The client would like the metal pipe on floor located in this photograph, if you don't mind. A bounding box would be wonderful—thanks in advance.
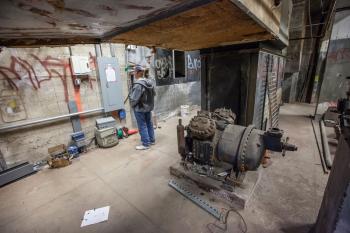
[0,108,104,133]
[310,118,328,174]
[319,119,332,169]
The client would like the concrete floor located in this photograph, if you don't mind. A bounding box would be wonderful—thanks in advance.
[0,104,329,233]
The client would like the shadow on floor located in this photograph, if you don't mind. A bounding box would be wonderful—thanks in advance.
[281,223,314,233]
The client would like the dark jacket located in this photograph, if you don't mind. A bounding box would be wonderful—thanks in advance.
[130,78,156,112]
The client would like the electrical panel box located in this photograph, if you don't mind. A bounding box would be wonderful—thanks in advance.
[70,56,91,75]
[97,57,124,112]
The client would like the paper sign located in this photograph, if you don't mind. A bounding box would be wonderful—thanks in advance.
[81,206,110,227]
[105,64,116,82]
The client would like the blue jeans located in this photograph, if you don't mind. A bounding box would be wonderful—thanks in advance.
[134,111,155,147]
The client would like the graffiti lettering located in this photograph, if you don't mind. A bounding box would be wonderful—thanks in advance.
[187,54,201,71]
[0,54,97,102]
[327,48,350,63]
[155,55,173,80]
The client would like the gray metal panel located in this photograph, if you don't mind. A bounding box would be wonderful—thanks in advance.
[334,184,350,233]
[314,136,350,233]
[168,179,221,220]
[319,38,350,103]
[253,52,268,129]
[68,100,82,132]
[267,55,279,128]
[0,162,35,187]
[97,57,124,112]
[0,150,7,172]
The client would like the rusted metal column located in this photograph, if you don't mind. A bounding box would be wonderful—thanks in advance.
[319,119,332,169]
[177,119,185,158]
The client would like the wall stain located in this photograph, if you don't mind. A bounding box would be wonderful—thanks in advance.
[68,23,88,30]
[18,1,95,18]
[0,27,53,31]
[46,21,57,27]
[98,4,118,16]
[64,8,96,18]
[123,4,154,11]
[18,2,52,17]
[46,0,65,11]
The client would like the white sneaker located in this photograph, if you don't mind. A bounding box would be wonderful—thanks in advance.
[135,145,150,150]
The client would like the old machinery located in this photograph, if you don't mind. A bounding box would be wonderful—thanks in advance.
[168,179,221,220]
[95,117,119,148]
[177,108,297,188]
[337,76,350,143]
[314,77,350,233]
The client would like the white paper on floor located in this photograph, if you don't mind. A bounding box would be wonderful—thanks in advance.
[81,206,110,227]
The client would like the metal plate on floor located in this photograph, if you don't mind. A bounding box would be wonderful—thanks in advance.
[168,179,221,220]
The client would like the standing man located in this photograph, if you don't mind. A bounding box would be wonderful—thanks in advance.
[130,65,156,150]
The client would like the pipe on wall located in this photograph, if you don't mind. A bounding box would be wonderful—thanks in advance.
[0,108,104,133]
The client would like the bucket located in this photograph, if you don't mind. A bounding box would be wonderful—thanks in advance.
[180,105,190,117]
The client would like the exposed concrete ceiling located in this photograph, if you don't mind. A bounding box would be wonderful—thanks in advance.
[0,0,287,50]
[0,0,199,46]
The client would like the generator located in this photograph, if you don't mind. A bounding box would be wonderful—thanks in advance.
[177,108,297,189]
[95,127,119,148]
[95,117,118,148]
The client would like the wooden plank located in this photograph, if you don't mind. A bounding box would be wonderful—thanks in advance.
[231,0,281,36]
[110,0,274,51]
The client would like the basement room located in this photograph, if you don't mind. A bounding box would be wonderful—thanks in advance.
[0,0,349,232]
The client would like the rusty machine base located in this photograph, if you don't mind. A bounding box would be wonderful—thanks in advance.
[169,163,262,209]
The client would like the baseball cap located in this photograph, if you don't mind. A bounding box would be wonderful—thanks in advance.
[134,65,145,72]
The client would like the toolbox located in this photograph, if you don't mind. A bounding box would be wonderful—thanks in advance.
[71,131,85,141]
[71,131,86,152]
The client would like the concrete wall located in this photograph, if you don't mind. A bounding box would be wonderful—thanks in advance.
[127,46,201,121]
[154,82,201,119]
[283,1,307,103]
[0,43,199,164]
[318,10,350,105]
[0,43,129,164]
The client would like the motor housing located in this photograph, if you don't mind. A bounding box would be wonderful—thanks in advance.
[177,109,297,185]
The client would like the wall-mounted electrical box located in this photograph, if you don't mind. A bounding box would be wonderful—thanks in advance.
[70,56,91,75]
[97,57,124,112]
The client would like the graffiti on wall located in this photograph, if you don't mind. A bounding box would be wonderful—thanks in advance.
[0,52,97,122]
[327,48,350,63]
[155,55,173,80]
[154,49,201,86]
[154,49,173,86]
[0,53,97,102]
[185,51,201,82]
[187,54,201,71]
[0,95,27,123]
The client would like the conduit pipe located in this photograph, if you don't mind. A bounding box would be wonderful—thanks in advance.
[319,119,332,169]
[0,108,104,133]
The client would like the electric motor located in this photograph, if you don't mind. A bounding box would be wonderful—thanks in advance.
[177,108,297,178]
